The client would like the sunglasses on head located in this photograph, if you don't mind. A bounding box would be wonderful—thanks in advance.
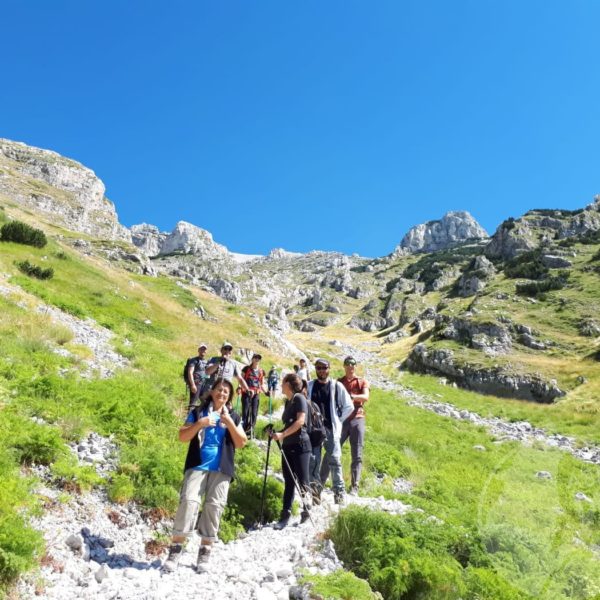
[345,361,356,366]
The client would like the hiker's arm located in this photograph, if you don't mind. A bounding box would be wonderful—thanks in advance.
[351,385,369,405]
[178,415,214,442]
[205,361,219,376]
[272,411,305,442]
[188,365,197,392]
[237,373,250,392]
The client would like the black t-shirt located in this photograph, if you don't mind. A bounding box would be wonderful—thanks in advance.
[311,381,332,430]
[281,393,310,447]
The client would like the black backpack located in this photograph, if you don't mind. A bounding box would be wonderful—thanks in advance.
[306,400,326,447]
[182,357,197,386]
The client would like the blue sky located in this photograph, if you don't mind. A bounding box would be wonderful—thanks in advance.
[2,1,599,256]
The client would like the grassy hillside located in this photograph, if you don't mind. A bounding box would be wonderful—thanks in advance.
[1,205,599,599]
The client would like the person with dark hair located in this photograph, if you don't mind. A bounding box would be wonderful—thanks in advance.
[187,343,209,408]
[162,378,247,574]
[307,358,353,505]
[269,373,312,529]
[205,342,249,395]
[241,353,266,437]
[338,356,370,494]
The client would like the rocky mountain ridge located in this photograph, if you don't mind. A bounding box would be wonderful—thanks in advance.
[2,137,600,406]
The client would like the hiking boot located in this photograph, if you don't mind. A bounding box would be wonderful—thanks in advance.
[300,509,310,524]
[349,486,358,496]
[334,491,346,505]
[161,543,183,573]
[273,510,291,530]
[195,544,212,573]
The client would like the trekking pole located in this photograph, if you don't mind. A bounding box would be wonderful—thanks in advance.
[273,438,316,527]
[257,434,273,529]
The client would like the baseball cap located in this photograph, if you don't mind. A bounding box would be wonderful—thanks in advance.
[252,353,262,360]
[315,358,330,368]
[198,342,208,349]
[221,342,233,350]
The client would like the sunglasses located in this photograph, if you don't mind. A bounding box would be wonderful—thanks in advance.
[344,361,356,366]
[315,366,329,371]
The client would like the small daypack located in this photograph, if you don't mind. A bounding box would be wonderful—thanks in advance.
[306,400,326,447]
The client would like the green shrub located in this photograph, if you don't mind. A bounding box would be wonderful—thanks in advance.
[108,473,135,504]
[504,252,549,280]
[15,260,54,280]
[463,567,530,599]
[516,273,570,297]
[0,221,47,248]
[11,424,64,466]
[330,507,488,600]
[302,569,380,600]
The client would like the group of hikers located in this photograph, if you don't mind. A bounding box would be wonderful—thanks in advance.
[163,342,369,574]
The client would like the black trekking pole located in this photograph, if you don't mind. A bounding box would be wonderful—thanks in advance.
[254,425,274,529]
[273,438,316,527]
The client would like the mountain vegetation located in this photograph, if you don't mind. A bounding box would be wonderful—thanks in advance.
[0,139,599,599]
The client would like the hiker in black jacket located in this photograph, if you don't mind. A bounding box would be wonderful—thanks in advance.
[162,378,247,574]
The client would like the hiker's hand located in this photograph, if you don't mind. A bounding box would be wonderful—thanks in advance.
[220,411,234,427]
[201,414,216,428]
[191,385,197,393]
[271,431,283,442]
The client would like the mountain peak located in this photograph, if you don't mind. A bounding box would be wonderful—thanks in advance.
[394,211,488,255]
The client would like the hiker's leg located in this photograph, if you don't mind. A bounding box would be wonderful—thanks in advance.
[349,418,366,489]
[196,471,231,543]
[251,393,260,430]
[241,393,251,432]
[309,443,322,486]
[172,469,207,541]
[340,417,350,447]
[322,428,344,494]
[281,447,296,512]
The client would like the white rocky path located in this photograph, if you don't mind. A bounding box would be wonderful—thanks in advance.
[18,433,410,600]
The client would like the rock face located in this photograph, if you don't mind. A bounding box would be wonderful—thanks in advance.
[456,256,496,297]
[131,220,230,259]
[393,211,488,255]
[405,344,565,403]
[0,139,130,242]
[485,199,600,260]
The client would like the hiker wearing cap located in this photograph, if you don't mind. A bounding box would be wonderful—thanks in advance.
[307,358,353,505]
[162,378,247,574]
[267,365,279,396]
[337,357,370,495]
[187,343,209,407]
[205,343,249,396]
[241,354,267,436]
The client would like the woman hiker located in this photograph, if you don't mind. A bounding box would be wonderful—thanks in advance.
[162,378,247,573]
[270,373,312,529]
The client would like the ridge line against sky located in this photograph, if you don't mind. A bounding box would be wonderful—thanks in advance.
[2,1,599,256]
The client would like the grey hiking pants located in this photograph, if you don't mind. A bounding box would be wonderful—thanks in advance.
[320,417,366,489]
[172,468,231,541]
[317,427,345,494]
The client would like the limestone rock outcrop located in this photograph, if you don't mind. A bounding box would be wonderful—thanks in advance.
[0,139,130,242]
[393,211,488,255]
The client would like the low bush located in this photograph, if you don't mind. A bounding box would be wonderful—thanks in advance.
[330,508,532,600]
[302,569,379,600]
[504,251,548,280]
[0,221,47,248]
[16,260,54,280]
[516,272,570,297]
[108,473,135,504]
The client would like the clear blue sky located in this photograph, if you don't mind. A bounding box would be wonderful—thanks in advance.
[2,1,599,256]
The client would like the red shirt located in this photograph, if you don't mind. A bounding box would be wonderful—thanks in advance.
[338,376,370,419]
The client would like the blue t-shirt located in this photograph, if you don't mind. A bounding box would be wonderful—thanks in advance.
[186,408,227,472]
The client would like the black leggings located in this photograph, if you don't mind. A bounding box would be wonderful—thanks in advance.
[281,444,311,512]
